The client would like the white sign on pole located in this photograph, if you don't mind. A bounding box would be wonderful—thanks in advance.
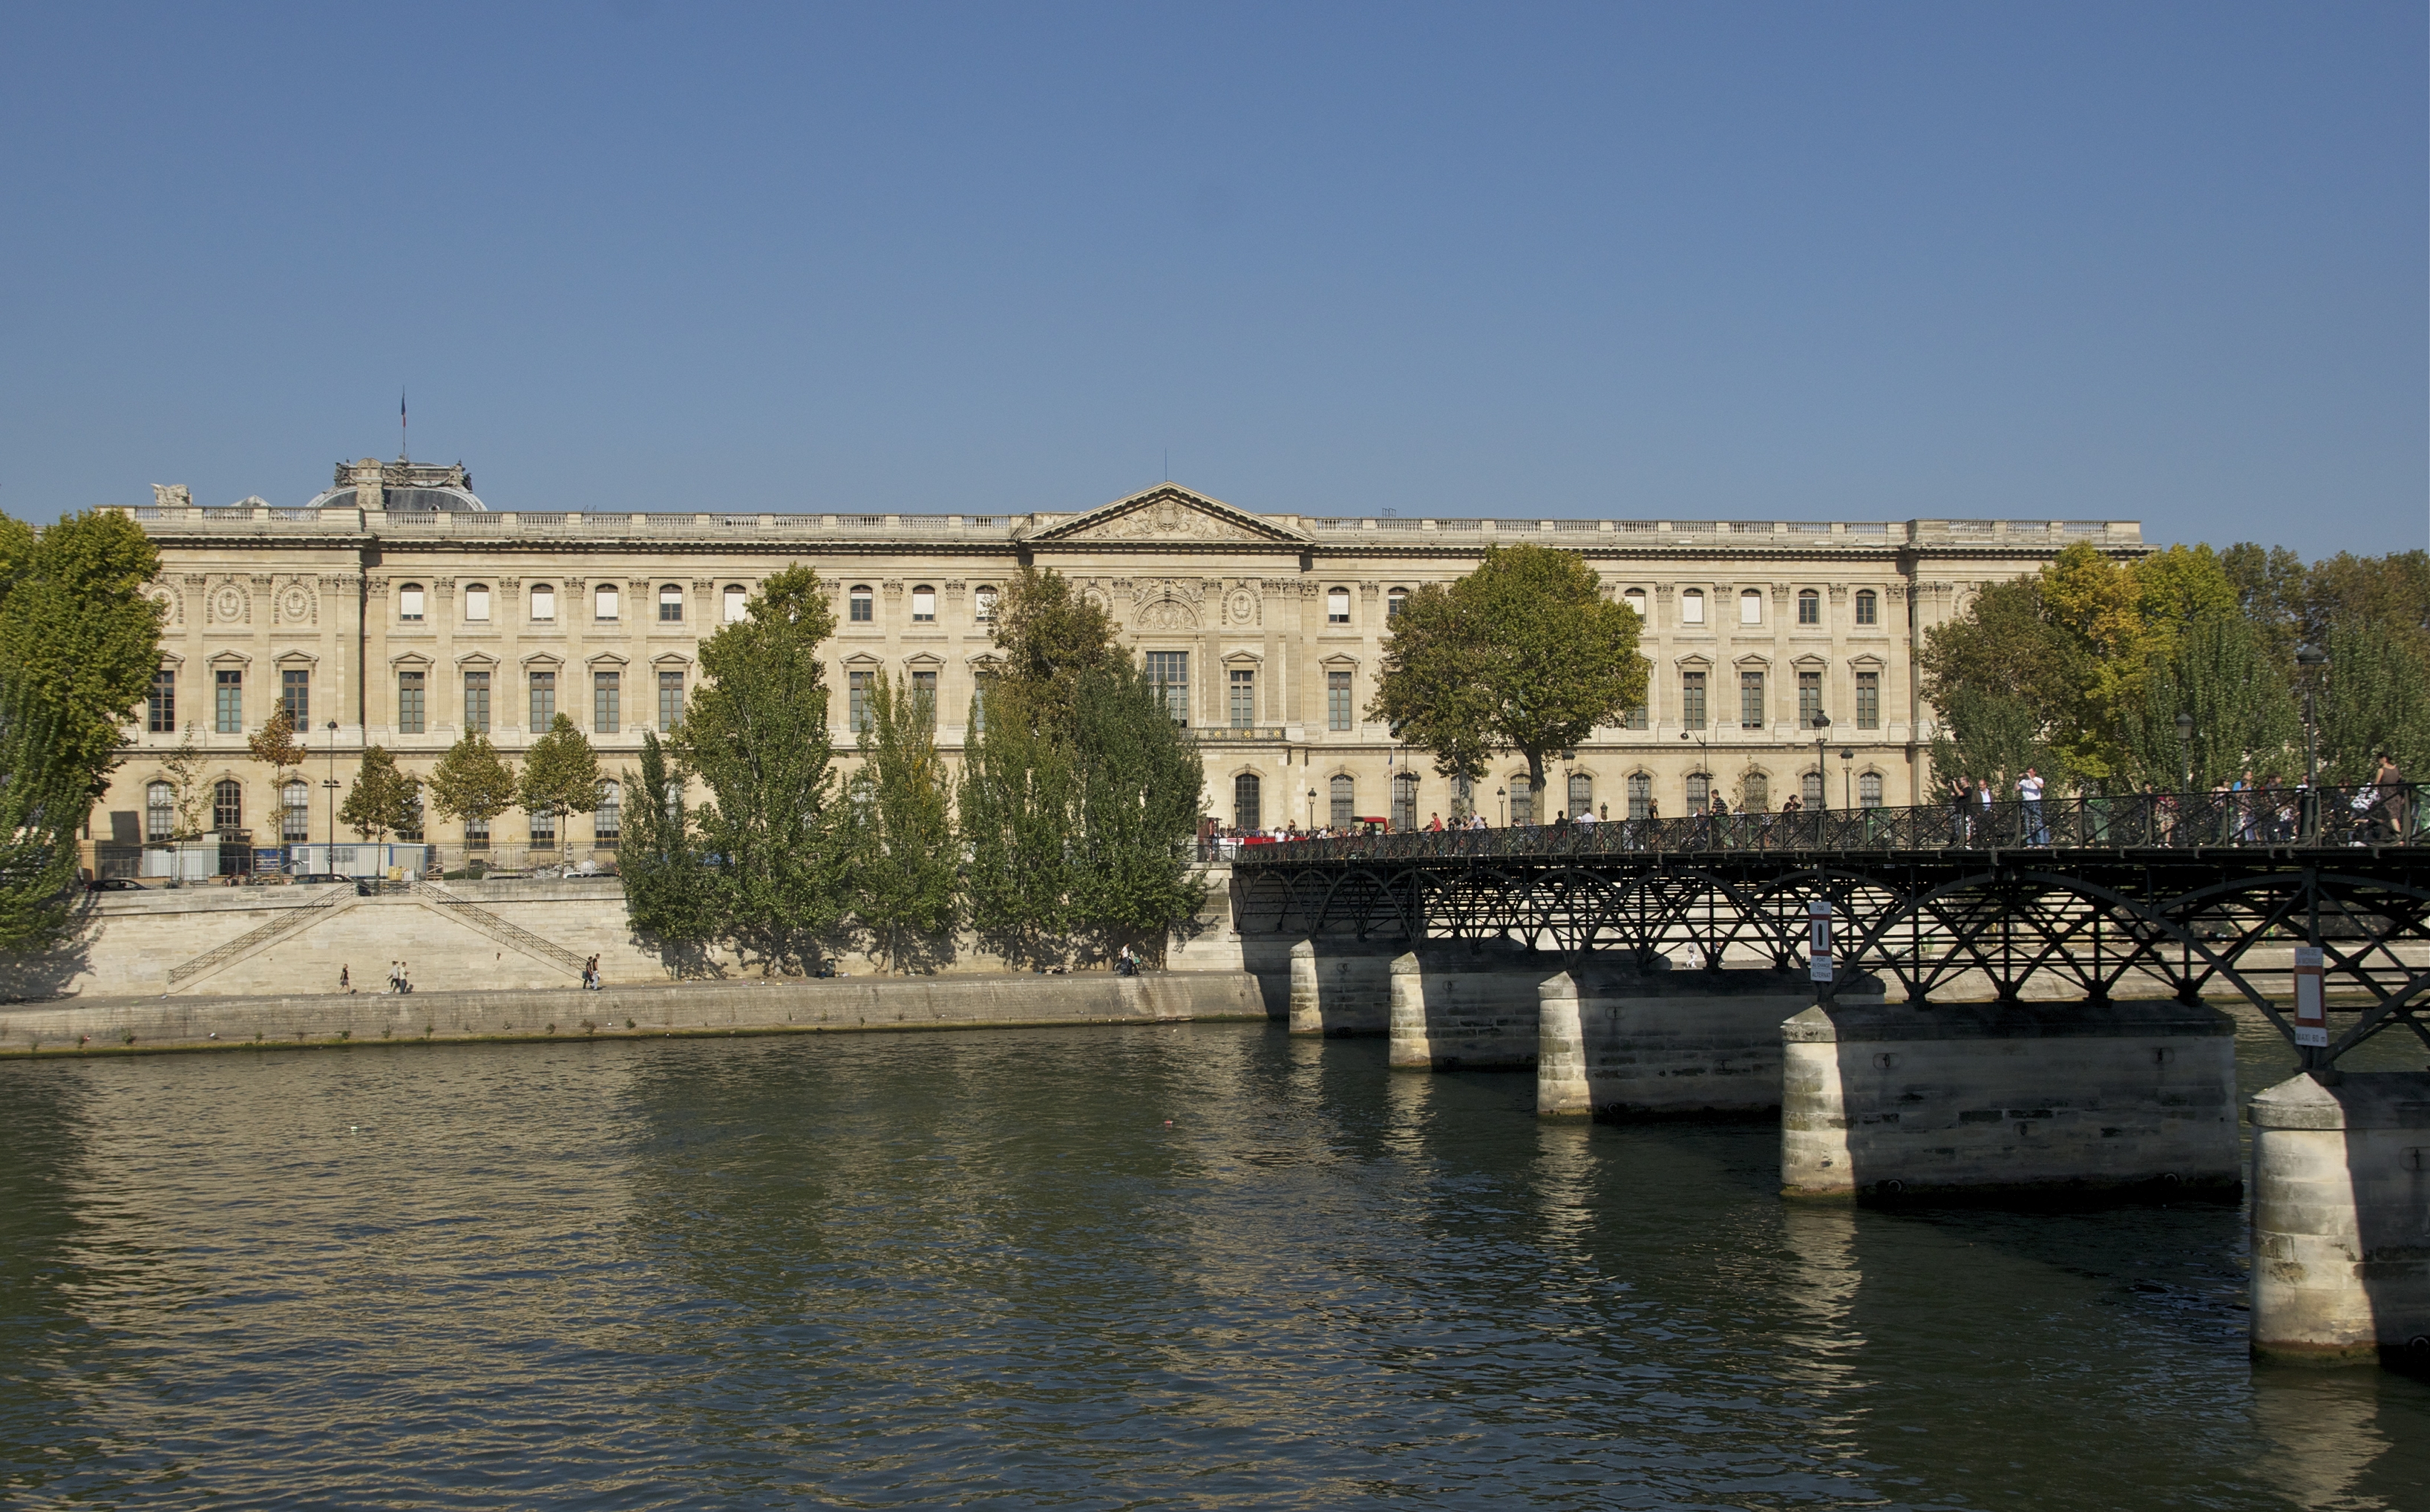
[2293,945,2327,1049]
[1809,899,1833,984]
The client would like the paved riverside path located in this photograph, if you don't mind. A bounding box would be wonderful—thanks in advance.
[0,971,1268,1056]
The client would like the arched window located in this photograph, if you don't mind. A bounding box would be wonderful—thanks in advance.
[723,584,748,623]
[530,584,556,621]
[212,779,243,834]
[1797,589,1820,626]
[1509,779,1534,827]
[1329,774,1355,828]
[849,585,874,624]
[911,585,937,623]
[1568,772,1592,819]
[975,584,998,621]
[1804,770,1824,808]
[282,780,310,843]
[146,781,174,842]
[1234,772,1262,833]
[398,584,425,622]
[1625,773,1651,821]
[1740,589,1763,625]
[1327,587,1351,625]
[1622,588,1647,621]
[397,789,423,842]
[1855,589,1879,626]
[594,584,619,621]
[1386,588,1409,620]
[595,780,622,844]
[1743,771,1769,812]
[465,583,491,622]
[1859,772,1883,809]
[1680,589,1706,625]
[1391,772,1418,831]
[658,584,684,623]
[1684,772,1711,814]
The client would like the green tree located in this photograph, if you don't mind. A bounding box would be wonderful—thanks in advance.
[989,566,1120,741]
[0,509,166,799]
[1368,544,1646,819]
[341,745,423,844]
[1067,661,1207,961]
[1927,685,2055,796]
[2316,621,2430,787]
[2302,550,2430,658]
[2123,615,2299,790]
[619,731,724,966]
[519,713,602,845]
[957,682,1078,969]
[2220,541,2308,664]
[674,563,845,973]
[159,723,210,841]
[427,730,519,845]
[845,670,958,972]
[247,707,307,805]
[0,681,94,949]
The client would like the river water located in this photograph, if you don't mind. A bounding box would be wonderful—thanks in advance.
[3,1014,2426,1510]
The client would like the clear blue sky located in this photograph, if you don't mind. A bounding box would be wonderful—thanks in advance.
[2,3,2421,555]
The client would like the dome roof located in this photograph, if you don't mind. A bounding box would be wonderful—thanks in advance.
[304,485,488,512]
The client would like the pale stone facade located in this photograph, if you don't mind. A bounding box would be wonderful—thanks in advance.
[89,458,2145,861]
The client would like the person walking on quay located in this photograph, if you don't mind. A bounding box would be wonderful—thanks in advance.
[338,964,350,994]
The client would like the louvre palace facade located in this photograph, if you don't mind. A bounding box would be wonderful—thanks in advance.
[88,456,2147,864]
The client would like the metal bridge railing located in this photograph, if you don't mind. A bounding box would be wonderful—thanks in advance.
[1228,782,2423,866]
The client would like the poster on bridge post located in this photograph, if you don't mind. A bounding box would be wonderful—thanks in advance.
[2293,946,2327,1048]
[1809,899,1833,984]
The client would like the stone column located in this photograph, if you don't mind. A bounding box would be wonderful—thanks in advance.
[1536,971,1593,1116]
[1287,937,1396,1036]
[2250,1072,2430,1363]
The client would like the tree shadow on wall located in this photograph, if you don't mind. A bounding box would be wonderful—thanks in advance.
[0,897,99,1003]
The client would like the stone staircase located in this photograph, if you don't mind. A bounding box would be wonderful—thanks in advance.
[167,887,357,989]
[412,883,588,977]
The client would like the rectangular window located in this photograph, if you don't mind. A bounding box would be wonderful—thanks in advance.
[1622,701,1648,731]
[282,785,310,844]
[1327,670,1352,731]
[594,671,619,734]
[658,586,683,623]
[1681,671,1706,731]
[1740,671,1765,730]
[1860,772,1883,808]
[530,671,556,730]
[1145,651,1188,725]
[849,588,873,623]
[1856,591,1879,626]
[658,671,684,733]
[1798,592,1820,626]
[281,669,309,727]
[1510,784,1533,827]
[1230,668,1256,729]
[464,672,491,735]
[465,584,491,621]
[1626,773,1651,821]
[1856,670,1880,730]
[148,669,175,733]
[1326,589,1350,624]
[465,814,489,850]
[399,585,425,622]
[1798,670,1822,730]
[849,670,871,732]
[397,672,425,733]
[146,785,173,842]
[214,670,242,733]
[911,669,937,721]
[531,585,556,621]
[530,808,556,847]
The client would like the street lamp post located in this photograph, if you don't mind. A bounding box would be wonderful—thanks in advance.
[1496,786,1507,827]
[322,719,340,864]
[1678,728,1709,814]
[2175,711,2195,795]
[1812,712,1831,814]
[1841,747,1856,811]
[2296,643,2331,840]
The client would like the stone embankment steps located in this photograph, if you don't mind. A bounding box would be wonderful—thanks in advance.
[410,882,588,975]
[0,972,1269,1055]
[165,887,358,991]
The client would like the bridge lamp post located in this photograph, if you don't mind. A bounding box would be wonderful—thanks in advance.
[1679,729,1709,814]
[322,719,341,861]
[1841,747,1856,811]
[1811,712,1830,814]
[1496,787,1506,827]
[2296,643,2330,839]
[2175,712,2195,795]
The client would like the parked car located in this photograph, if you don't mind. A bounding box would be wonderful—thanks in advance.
[86,877,144,891]
[289,873,350,886]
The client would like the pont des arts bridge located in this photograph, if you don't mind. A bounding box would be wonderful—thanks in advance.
[1231,785,2430,1364]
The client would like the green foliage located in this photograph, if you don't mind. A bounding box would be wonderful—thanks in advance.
[159,724,210,840]
[2316,621,2430,786]
[247,707,306,784]
[427,731,519,831]
[1927,685,2054,796]
[2123,615,2299,789]
[518,713,601,831]
[989,566,1120,741]
[957,684,1078,969]
[1368,544,1647,811]
[1067,661,1206,958]
[341,745,423,843]
[673,563,844,972]
[619,733,724,960]
[0,510,166,798]
[845,671,958,971]
[2220,542,2307,664]
[0,681,94,950]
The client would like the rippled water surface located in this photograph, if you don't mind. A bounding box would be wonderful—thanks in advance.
[4,1016,2428,1509]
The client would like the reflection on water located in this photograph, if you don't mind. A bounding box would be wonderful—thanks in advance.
[1,1021,2426,1509]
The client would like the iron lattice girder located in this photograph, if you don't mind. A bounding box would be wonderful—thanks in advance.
[1231,848,2430,1060]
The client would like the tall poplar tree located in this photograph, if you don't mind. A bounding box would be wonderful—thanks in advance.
[2317,621,2430,785]
[1068,661,1206,960]
[0,509,166,799]
[2124,615,2299,789]
[957,683,1077,968]
[0,681,92,949]
[845,670,957,971]
[619,731,724,965]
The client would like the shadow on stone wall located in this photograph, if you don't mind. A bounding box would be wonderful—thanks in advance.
[0,900,98,1003]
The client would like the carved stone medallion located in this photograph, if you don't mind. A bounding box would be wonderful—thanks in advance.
[209,582,249,626]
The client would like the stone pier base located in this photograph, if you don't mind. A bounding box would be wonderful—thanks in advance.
[1539,965,1884,1119]
[2250,1072,2430,1364]
[1389,944,1552,1070]
[1287,937,1400,1036]
[1781,997,2239,1199]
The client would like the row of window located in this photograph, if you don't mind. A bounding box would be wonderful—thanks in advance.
[1671,669,1882,731]
[396,582,753,626]
[158,668,690,737]
[142,778,628,845]
[1620,586,1882,629]
[1225,769,1887,831]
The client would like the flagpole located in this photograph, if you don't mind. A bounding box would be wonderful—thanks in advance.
[400,389,408,462]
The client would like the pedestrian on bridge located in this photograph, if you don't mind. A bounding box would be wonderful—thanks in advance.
[2017,768,2048,845]
[1948,774,1971,845]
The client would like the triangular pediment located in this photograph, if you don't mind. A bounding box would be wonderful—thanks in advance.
[1021,484,1311,546]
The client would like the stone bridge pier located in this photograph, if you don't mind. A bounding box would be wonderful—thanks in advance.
[2248,1072,2430,1363]
[1538,965,1881,1119]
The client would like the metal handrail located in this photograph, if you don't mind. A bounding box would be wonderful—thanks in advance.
[1228,782,2423,866]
